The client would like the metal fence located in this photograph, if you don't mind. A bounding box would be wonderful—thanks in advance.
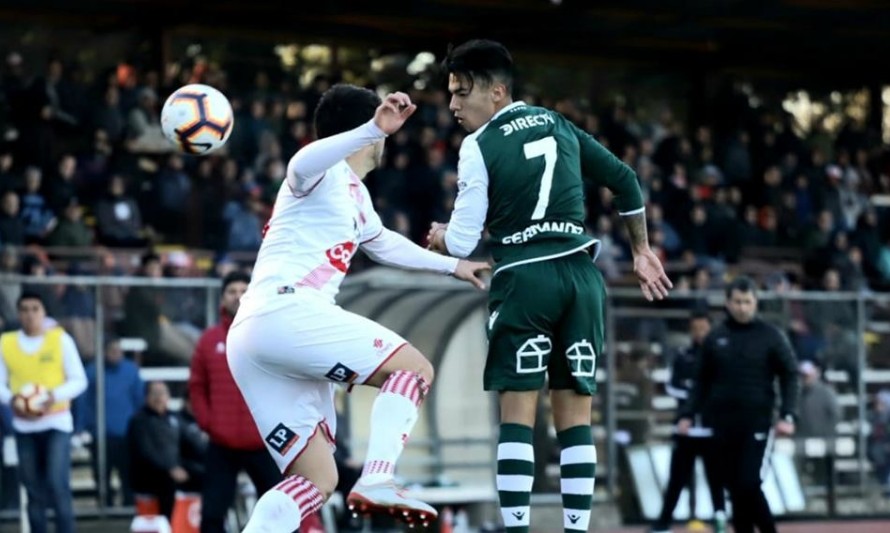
[604,287,890,519]
[1,272,889,521]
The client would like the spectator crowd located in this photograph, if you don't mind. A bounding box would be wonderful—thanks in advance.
[0,47,888,296]
[0,41,889,527]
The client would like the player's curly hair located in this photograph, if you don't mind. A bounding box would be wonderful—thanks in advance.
[443,39,514,93]
[314,84,382,139]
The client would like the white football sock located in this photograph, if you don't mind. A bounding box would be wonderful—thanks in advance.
[361,371,428,485]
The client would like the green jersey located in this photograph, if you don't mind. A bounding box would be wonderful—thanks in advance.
[444,101,644,273]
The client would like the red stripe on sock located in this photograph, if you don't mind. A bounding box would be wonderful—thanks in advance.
[380,370,429,408]
[362,459,395,476]
[275,477,300,495]
[273,475,324,516]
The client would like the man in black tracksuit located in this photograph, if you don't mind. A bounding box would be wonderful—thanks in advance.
[679,277,799,533]
[651,310,726,533]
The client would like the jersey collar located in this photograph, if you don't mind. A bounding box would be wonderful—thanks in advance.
[490,101,526,123]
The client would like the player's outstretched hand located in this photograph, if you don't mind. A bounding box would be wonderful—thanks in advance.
[633,247,672,301]
[453,260,491,290]
[374,92,417,135]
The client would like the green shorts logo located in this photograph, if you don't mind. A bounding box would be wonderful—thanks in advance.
[566,340,596,377]
[516,335,551,374]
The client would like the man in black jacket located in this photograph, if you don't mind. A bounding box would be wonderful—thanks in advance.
[652,310,725,533]
[679,277,799,533]
[127,381,206,518]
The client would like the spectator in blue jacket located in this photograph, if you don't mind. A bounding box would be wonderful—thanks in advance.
[76,337,143,506]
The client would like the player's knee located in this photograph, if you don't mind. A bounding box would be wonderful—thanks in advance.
[416,356,434,386]
[394,346,435,384]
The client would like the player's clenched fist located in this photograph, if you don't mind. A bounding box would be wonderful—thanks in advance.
[427,222,448,253]
[373,92,417,135]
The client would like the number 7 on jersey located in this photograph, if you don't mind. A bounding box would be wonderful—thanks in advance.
[524,136,558,220]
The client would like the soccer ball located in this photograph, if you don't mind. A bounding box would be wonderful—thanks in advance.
[13,383,50,416]
[161,84,234,155]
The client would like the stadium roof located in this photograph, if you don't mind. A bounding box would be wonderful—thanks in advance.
[3,0,890,86]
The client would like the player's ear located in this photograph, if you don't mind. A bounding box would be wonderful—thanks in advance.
[491,82,508,104]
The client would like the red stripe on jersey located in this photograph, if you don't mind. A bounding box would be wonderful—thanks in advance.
[297,263,337,289]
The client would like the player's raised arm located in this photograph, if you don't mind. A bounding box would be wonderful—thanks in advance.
[287,90,417,194]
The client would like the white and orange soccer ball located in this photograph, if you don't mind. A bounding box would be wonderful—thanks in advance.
[13,383,50,416]
[161,84,234,155]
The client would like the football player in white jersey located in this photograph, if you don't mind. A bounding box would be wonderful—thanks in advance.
[228,84,490,531]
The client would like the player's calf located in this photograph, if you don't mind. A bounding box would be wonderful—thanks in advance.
[242,428,336,532]
[350,346,437,523]
[360,368,430,485]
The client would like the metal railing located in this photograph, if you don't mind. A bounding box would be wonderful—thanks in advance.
[604,287,890,517]
[1,272,889,519]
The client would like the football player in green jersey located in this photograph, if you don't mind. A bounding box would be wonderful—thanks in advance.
[428,39,672,533]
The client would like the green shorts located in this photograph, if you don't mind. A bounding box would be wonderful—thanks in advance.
[484,252,605,395]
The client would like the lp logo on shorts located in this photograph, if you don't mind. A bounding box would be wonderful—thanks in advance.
[325,362,359,384]
[516,335,551,374]
[265,423,299,456]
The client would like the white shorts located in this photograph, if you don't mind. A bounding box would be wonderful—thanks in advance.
[226,295,407,472]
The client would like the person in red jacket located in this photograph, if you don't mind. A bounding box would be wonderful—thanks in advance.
[188,271,282,533]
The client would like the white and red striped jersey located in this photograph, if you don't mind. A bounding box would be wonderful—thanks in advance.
[246,159,382,307]
[235,119,457,323]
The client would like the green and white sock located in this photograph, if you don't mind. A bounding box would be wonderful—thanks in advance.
[558,425,596,532]
[497,423,534,532]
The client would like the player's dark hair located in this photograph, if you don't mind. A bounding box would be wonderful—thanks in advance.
[314,84,382,139]
[443,39,514,93]
[17,291,44,309]
[221,271,250,293]
[726,276,758,299]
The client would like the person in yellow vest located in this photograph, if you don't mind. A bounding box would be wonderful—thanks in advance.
[0,291,86,533]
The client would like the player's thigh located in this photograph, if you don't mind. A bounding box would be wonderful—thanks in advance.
[485,263,562,393]
[231,301,408,386]
[227,332,338,478]
[549,256,605,395]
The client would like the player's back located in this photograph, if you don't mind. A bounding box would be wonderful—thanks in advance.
[238,159,380,318]
[469,103,593,271]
